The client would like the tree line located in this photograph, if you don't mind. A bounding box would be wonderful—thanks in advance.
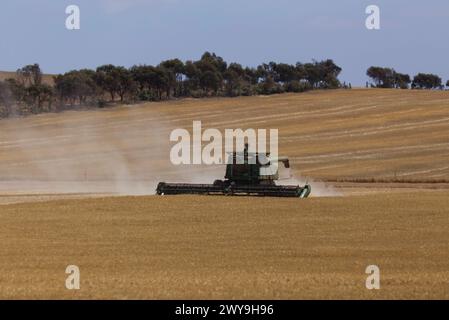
[0,52,343,118]
[366,66,449,90]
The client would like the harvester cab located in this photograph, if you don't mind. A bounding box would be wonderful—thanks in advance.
[223,144,289,186]
[156,144,311,198]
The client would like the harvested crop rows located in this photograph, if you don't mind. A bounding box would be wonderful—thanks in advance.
[1,89,449,298]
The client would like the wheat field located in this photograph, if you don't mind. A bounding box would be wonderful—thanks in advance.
[0,89,449,299]
[0,193,448,299]
[1,89,449,187]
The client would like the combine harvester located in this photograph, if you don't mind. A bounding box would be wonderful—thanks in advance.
[156,144,311,198]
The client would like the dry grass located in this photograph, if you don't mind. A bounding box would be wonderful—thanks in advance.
[1,89,449,299]
[0,193,448,299]
[1,89,449,186]
[0,71,54,85]
[329,178,449,184]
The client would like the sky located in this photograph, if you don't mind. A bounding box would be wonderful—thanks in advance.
[0,0,448,86]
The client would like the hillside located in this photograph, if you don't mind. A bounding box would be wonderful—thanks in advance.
[1,89,449,299]
[1,89,449,198]
[0,71,55,85]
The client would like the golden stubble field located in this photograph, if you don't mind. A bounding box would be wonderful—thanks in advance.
[1,89,449,188]
[1,88,449,299]
[0,193,448,299]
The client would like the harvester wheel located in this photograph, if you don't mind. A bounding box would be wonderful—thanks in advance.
[224,182,235,196]
[213,180,224,187]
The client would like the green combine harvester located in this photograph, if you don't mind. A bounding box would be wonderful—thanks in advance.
[156,144,311,198]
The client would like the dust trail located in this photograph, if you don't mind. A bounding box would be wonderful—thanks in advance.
[1,107,335,198]
[279,167,342,197]
[0,108,185,196]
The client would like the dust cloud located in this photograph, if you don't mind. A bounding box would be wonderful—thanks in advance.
[0,108,186,196]
[279,168,342,197]
[0,108,339,198]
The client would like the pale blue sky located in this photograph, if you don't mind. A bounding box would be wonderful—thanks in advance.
[1,0,448,85]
